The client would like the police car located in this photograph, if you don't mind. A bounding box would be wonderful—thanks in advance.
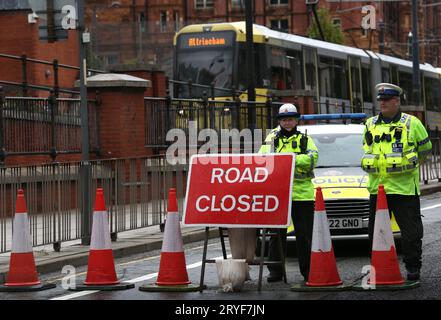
[287,113,401,240]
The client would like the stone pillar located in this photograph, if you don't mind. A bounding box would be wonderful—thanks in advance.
[81,73,152,159]
[111,64,167,97]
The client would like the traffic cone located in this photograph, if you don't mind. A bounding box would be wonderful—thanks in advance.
[352,185,420,291]
[291,187,349,292]
[0,189,56,292]
[369,185,404,286]
[139,188,200,292]
[69,187,134,291]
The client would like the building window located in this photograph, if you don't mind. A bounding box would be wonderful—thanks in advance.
[174,11,180,32]
[332,18,341,30]
[270,0,289,5]
[139,13,146,33]
[102,54,119,67]
[160,11,168,32]
[270,19,289,33]
[232,0,244,8]
[195,0,214,9]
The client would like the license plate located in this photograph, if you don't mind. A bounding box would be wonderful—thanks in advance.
[328,217,363,229]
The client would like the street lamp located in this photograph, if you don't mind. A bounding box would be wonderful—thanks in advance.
[411,0,421,106]
[245,0,256,133]
[77,0,92,245]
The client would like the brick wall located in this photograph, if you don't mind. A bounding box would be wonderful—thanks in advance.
[0,10,79,97]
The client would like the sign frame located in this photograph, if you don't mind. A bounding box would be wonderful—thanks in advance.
[182,153,295,229]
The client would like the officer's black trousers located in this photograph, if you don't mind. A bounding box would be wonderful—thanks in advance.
[267,200,314,280]
[368,194,423,270]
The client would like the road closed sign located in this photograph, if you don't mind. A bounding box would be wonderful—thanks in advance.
[183,154,295,228]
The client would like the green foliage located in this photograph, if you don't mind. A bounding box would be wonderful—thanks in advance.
[86,48,105,71]
[307,8,344,44]
[123,58,143,66]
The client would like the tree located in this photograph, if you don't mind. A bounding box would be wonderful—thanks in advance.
[307,8,344,44]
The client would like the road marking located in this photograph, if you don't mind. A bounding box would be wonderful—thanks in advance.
[51,290,100,300]
[50,253,231,300]
[421,203,441,211]
[49,243,220,282]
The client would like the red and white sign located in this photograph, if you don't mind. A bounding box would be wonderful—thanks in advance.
[183,154,295,228]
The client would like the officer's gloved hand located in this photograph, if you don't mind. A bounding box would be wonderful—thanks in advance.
[295,154,313,171]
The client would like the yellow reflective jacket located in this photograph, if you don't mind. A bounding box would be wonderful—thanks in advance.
[259,127,318,201]
[362,112,432,195]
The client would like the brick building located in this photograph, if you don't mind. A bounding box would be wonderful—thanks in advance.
[0,1,79,97]
[83,0,441,79]
[1,1,440,93]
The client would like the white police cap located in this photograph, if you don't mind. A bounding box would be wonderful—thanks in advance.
[277,103,300,119]
[375,83,403,100]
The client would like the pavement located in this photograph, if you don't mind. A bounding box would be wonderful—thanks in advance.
[1,180,440,284]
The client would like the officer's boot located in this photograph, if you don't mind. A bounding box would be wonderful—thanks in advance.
[406,266,421,281]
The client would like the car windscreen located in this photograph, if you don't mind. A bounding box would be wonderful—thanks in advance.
[310,133,364,168]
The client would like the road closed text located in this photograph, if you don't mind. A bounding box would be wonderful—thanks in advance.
[194,167,279,213]
[183,154,294,227]
[196,194,279,212]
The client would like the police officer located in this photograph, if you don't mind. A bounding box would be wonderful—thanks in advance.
[362,83,432,281]
[259,103,318,282]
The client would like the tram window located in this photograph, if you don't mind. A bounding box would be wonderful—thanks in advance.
[269,47,289,89]
[319,56,332,97]
[237,43,267,92]
[334,59,348,99]
[434,79,441,110]
[391,65,398,84]
[425,77,441,111]
[287,50,303,90]
[176,49,233,97]
[362,67,372,102]
[425,77,433,109]
[399,71,413,105]
[318,56,348,99]
[304,48,317,91]
[382,67,391,83]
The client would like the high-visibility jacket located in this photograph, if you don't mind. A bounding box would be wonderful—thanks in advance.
[362,112,432,195]
[259,126,318,201]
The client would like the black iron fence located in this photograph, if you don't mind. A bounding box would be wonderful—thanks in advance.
[0,88,100,163]
[0,53,104,96]
[0,156,186,253]
[144,95,283,148]
[421,138,441,184]
[144,95,373,148]
[144,95,441,182]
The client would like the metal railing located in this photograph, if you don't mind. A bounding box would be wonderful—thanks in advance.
[144,96,441,183]
[144,95,373,148]
[421,138,441,184]
[0,53,105,96]
[144,95,283,148]
[0,88,100,163]
[169,79,271,100]
[0,156,187,253]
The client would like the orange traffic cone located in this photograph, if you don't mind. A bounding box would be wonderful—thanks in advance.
[352,185,420,291]
[0,189,55,292]
[69,188,134,291]
[139,188,200,292]
[369,185,404,286]
[291,187,348,292]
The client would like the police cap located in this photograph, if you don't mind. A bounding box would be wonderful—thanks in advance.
[277,103,301,119]
[375,83,403,100]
